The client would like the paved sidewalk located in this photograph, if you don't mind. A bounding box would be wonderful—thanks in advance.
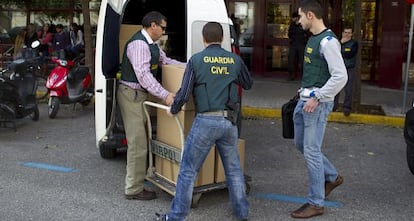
[242,77,414,127]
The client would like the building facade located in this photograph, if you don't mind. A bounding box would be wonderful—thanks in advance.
[226,0,410,89]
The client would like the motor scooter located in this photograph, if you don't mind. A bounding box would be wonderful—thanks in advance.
[46,52,93,119]
[404,101,414,175]
[0,48,40,130]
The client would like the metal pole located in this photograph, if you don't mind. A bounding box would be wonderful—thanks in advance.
[403,5,414,113]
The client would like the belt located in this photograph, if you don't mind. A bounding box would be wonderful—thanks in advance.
[199,110,228,117]
[119,83,147,93]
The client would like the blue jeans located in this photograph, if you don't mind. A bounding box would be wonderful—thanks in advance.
[167,114,249,220]
[293,100,338,207]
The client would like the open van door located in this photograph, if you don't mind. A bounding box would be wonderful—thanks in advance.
[94,0,232,158]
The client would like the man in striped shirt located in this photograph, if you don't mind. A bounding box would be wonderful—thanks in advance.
[117,11,184,201]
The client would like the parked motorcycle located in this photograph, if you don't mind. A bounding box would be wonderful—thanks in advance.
[0,48,40,130]
[45,52,93,119]
[404,102,414,175]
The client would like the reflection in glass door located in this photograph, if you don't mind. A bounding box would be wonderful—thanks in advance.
[265,1,291,74]
[229,1,255,70]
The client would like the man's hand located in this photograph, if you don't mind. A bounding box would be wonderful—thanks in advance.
[303,98,319,113]
[165,92,175,106]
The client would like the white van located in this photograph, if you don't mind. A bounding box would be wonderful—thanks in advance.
[94,0,234,158]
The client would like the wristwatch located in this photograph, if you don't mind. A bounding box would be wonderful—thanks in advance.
[310,91,320,102]
[311,96,320,102]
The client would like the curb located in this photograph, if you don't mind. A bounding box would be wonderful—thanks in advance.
[242,106,405,128]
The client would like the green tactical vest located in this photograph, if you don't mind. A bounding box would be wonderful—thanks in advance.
[302,29,337,88]
[191,45,241,113]
[341,39,357,68]
[121,31,160,83]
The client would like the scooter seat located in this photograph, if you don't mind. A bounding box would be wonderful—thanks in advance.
[68,66,89,81]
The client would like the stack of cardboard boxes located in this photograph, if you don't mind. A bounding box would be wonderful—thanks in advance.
[155,64,245,187]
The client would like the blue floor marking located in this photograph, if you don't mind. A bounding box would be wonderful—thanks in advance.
[253,192,343,208]
[22,162,76,173]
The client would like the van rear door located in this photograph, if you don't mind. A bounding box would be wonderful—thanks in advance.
[94,0,232,154]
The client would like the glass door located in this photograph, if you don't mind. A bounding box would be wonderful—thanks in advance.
[265,1,291,74]
[228,1,255,70]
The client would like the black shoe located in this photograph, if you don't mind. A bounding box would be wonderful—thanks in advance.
[343,110,350,116]
[125,189,156,200]
[155,213,167,221]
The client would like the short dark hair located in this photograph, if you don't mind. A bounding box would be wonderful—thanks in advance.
[142,11,167,28]
[343,26,353,32]
[292,12,299,18]
[299,0,324,19]
[202,22,223,43]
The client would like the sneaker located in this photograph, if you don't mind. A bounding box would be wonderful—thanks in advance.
[155,213,168,221]
[325,175,344,197]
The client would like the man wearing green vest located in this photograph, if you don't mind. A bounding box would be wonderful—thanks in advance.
[334,27,359,116]
[155,22,252,221]
[117,11,183,200]
[291,0,347,218]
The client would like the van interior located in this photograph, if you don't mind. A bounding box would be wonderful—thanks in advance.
[98,0,236,158]
[121,0,186,62]
[104,0,188,151]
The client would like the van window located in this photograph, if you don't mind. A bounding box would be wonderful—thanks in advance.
[191,21,232,55]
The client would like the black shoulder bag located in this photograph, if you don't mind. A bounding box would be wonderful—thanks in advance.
[281,94,299,139]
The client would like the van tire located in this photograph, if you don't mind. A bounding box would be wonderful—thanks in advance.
[99,145,116,159]
[407,144,414,175]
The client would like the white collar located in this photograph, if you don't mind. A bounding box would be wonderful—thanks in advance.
[141,29,154,44]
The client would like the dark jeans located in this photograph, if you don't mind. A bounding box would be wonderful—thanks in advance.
[334,67,355,112]
[288,44,305,79]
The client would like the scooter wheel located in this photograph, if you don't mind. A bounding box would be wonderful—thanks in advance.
[48,96,60,119]
[31,105,39,121]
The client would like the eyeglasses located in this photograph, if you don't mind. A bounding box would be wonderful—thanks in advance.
[157,24,167,31]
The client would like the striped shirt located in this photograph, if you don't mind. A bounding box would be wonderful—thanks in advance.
[119,29,184,100]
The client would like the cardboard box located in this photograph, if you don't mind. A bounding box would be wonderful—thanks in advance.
[119,24,143,62]
[156,108,195,149]
[162,64,195,110]
[154,148,215,187]
[145,95,162,117]
[214,139,245,183]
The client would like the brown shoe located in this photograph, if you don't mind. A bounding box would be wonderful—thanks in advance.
[325,175,344,197]
[291,203,324,218]
[125,189,156,200]
[290,203,324,219]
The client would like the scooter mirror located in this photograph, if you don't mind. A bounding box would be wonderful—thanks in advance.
[31,40,40,49]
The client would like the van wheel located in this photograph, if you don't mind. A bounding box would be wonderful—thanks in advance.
[407,144,414,175]
[48,96,60,119]
[99,144,116,159]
